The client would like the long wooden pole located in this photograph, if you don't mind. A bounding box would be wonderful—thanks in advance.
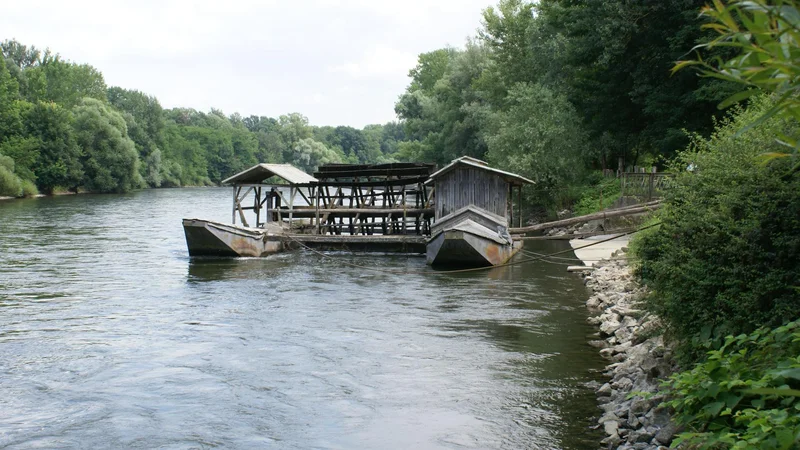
[508,201,662,234]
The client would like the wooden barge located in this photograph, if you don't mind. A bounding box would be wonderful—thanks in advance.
[425,157,533,267]
[183,162,435,257]
[183,158,533,267]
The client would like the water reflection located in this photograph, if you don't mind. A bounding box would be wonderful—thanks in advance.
[0,189,605,449]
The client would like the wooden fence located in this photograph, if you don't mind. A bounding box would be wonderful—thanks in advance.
[620,169,673,201]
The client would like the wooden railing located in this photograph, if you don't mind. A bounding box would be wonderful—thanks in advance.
[620,171,673,201]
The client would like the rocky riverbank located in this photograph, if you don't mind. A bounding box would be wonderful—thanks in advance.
[581,251,678,449]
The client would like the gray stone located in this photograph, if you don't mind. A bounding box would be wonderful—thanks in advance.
[598,411,618,425]
[601,433,622,447]
[603,419,619,436]
[598,383,613,396]
[654,421,678,445]
[612,377,633,391]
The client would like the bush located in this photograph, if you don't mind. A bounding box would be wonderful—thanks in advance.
[573,173,621,216]
[0,161,22,197]
[20,179,38,197]
[664,320,800,449]
[633,96,800,360]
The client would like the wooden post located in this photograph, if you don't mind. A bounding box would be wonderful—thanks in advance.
[508,183,513,227]
[232,186,237,224]
[255,186,261,227]
[518,185,522,228]
[315,185,321,235]
[289,187,295,227]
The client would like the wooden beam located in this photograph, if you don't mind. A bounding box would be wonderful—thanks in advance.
[508,202,662,234]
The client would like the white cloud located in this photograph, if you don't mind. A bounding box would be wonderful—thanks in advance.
[328,46,417,78]
[1,0,493,127]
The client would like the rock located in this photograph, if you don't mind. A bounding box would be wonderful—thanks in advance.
[588,339,607,348]
[629,429,654,443]
[598,411,618,425]
[600,318,622,336]
[612,377,633,391]
[601,433,622,447]
[584,257,675,450]
[654,420,679,445]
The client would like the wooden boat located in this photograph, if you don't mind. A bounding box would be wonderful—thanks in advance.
[183,162,436,257]
[426,206,522,266]
[424,157,533,268]
[183,219,289,257]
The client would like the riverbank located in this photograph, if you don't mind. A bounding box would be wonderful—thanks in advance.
[580,251,677,449]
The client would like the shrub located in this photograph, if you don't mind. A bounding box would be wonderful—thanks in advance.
[633,96,800,360]
[664,320,800,450]
[0,162,22,197]
[573,173,621,216]
[20,179,38,197]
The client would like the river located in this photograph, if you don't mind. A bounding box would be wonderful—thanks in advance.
[0,188,605,449]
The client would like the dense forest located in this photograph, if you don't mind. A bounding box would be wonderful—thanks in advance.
[0,39,408,197]
[1,0,736,216]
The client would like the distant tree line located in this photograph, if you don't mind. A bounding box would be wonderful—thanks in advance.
[0,0,737,210]
[0,39,406,197]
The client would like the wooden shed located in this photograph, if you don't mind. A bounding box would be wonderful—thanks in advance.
[425,156,534,228]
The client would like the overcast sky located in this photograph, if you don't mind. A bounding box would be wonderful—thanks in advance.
[2,0,493,128]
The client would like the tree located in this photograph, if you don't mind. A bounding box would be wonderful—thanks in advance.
[395,42,491,165]
[108,87,168,186]
[537,0,736,167]
[72,97,142,192]
[25,101,83,193]
[287,138,343,173]
[40,54,106,107]
[486,82,588,212]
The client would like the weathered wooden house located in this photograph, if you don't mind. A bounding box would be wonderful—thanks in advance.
[425,156,534,267]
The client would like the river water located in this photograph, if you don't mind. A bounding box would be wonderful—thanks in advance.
[0,188,605,449]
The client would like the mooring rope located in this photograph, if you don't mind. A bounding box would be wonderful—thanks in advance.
[282,222,662,276]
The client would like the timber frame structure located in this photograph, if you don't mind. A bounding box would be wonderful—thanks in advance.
[222,162,437,236]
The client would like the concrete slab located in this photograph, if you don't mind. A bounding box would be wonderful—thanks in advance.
[569,234,630,266]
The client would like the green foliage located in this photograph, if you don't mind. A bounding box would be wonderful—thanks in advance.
[0,154,22,197]
[72,97,142,193]
[664,320,800,450]
[287,138,343,173]
[25,101,82,193]
[20,178,38,197]
[535,0,736,167]
[633,96,800,360]
[395,42,491,165]
[485,82,588,212]
[573,174,622,216]
[675,0,800,169]
[0,134,39,182]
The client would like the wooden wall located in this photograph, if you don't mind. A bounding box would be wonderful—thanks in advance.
[435,167,508,219]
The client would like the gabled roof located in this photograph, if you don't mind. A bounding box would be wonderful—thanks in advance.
[221,163,318,185]
[424,156,535,186]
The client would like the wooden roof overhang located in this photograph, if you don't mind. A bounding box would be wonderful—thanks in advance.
[424,156,535,187]
[222,163,319,187]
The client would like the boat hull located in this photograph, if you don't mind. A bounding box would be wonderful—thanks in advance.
[426,228,521,268]
[183,219,288,257]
